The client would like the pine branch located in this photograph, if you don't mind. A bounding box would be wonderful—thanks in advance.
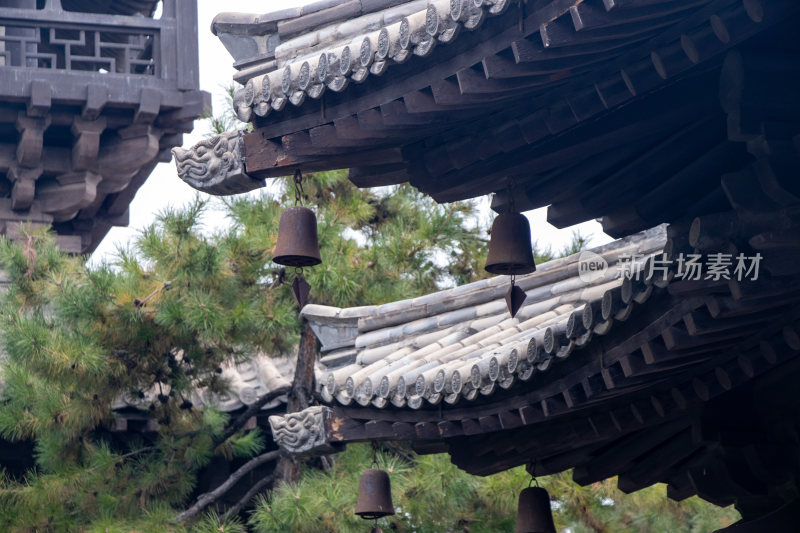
[117,445,156,462]
[214,386,290,446]
[220,472,275,522]
[287,321,317,413]
[431,203,456,245]
[382,442,416,465]
[402,204,456,262]
[132,281,171,308]
[173,449,281,522]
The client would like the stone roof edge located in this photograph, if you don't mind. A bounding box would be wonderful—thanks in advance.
[212,1,336,36]
[301,225,667,336]
[212,0,416,37]
[228,0,517,120]
[108,353,315,415]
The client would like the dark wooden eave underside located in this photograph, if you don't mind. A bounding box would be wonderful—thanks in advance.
[241,0,799,238]
[323,235,800,520]
[303,123,800,518]
[251,0,800,521]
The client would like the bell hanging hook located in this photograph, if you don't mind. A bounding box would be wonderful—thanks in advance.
[371,440,379,468]
[293,169,305,206]
[507,177,516,214]
[528,461,540,488]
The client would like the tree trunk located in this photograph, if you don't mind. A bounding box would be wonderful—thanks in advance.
[287,319,318,413]
[173,450,280,522]
[581,503,609,533]
[276,319,318,484]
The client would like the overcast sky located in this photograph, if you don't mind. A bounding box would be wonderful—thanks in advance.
[89,0,610,264]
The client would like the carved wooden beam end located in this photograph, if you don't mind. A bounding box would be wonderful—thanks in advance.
[269,406,344,456]
[172,130,265,196]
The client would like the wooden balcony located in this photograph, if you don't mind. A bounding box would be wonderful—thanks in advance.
[0,0,208,253]
[0,0,199,106]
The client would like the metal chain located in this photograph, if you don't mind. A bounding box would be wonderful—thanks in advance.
[293,169,305,206]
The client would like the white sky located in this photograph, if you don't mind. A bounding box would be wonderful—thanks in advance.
[89,0,610,264]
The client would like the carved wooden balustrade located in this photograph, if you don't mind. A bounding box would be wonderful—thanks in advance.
[0,0,208,253]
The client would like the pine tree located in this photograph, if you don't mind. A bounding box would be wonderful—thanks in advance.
[249,444,739,533]
[246,226,741,533]
[0,169,488,531]
[0,92,739,531]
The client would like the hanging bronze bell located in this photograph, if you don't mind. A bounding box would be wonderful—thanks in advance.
[273,205,322,267]
[355,468,395,520]
[485,212,536,275]
[515,486,557,533]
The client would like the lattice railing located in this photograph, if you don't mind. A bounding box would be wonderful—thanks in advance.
[0,1,199,98]
[0,18,158,75]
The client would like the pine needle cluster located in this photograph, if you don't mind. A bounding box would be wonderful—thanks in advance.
[0,166,738,532]
[249,443,523,533]
[0,169,489,531]
[251,444,739,533]
[0,210,277,530]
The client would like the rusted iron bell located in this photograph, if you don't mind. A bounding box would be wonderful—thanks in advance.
[355,468,395,520]
[486,210,535,317]
[515,486,557,533]
[272,205,322,267]
[485,212,536,275]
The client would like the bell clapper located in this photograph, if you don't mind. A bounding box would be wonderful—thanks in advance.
[291,267,312,309]
[506,273,527,318]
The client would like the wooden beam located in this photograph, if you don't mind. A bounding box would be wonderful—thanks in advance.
[573,419,688,485]
[617,427,701,492]
[430,78,519,106]
[541,10,688,49]
[549,113,723,227]
[633,141,750,226]
[455,65,562,95]
[481,50,609,79]
[243,131,404,178]
[662,324,758,352]
[511,31,652,62]
[687,462,737,507]
[569,0,708,33]
[348,164,410,187]
[429,72,717,202]
[718,499,800,532]
[683,307,776,337]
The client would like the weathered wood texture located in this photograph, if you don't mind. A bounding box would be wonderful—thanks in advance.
[0,0,209,252]
[193,0,799,245]
[274,123,800,520]
[240,1,800,525]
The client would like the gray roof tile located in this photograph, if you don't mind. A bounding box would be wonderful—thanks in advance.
[224,0,515,119]
[303,225,668,408]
